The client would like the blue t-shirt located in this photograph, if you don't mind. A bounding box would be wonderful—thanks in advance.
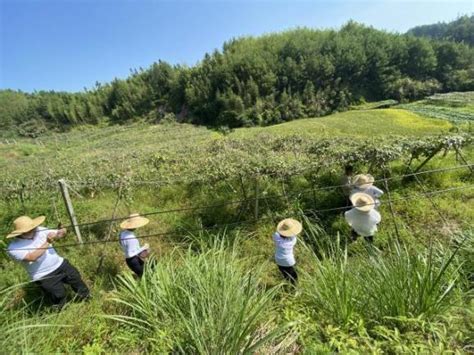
[273,232,296,267]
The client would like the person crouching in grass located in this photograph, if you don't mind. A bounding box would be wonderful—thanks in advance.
[273,218,302,284]
[345,192,381,243]
[6,215,90,310]
[119,213,151,278]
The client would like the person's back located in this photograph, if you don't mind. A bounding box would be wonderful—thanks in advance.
[345,208,381,237]
[273,232,296,267]
[272,218,301,284]
[119,230,142,258]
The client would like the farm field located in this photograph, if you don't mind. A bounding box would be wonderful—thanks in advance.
[1,99,473,353]
[400,91,474,123]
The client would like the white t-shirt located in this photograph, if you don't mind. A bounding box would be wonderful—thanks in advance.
[344,208,381,237]
[273,232,297,267]
[351,185,384,208]
[119,230,148,258]
[7,227,64,281]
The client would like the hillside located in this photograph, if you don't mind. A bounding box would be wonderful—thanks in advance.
[1,20,474,136]
[407,15,474,46]
[1,97,473,352]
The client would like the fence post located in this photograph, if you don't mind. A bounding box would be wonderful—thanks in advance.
[58,179,83,244]
[254,174,259,220]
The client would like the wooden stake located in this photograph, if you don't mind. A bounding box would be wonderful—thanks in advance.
[412,145,443,174]
[254,174,259,220]
[454,146,474,175]
[383,168,401,242]
[58,179,83,244]
[96,184,123,274]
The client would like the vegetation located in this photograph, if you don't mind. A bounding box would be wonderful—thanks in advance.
[400,91,474,122]
[407,15,474,46]
[1,18,474,135]
[1,16,473,353]
[1,97,473,352]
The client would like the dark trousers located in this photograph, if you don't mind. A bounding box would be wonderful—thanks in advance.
[126,255,144,277]
[351,229,374,243]
[36,259,90,309]
[278,265,298,284]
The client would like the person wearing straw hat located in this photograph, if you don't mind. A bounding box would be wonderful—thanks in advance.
[6,215,90,309]
[119,213,151,278]
[273,218,302,284]
[351,173,384,209]
[345,192,381,243]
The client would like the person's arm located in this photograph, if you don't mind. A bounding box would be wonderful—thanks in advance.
[344,211,353,226]
[138,243,150,259]
[23,234,56,262]
[373,186,384,197]
[47,227,67,242]
[374,211,382,224]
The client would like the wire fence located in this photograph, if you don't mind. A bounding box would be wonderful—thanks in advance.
[4,181,472,251]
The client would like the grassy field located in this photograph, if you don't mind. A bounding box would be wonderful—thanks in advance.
[231,108,452,138]
[400,91,474,123]
[0,98,473,353]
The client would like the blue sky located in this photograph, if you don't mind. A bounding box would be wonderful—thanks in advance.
[1,0,472,92]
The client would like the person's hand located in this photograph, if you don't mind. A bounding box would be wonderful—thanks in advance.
[57,228,67,238]
[47,232,56,244]
[143,243,150,250]
[139,247,150,259]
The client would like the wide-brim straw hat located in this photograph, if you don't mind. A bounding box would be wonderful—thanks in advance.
[120,213,150,230]
[350,192,375,212]
[7,215,46,239]
[277,218,303,237]
[353,174,375,189]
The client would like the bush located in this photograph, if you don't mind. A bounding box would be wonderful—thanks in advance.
[301,237,463,330]
[110,245,293,353]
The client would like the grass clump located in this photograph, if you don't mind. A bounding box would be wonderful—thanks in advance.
[110,242,293,353]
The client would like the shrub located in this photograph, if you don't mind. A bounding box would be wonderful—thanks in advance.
[110,246,293,353]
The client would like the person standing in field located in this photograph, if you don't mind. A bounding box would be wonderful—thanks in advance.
[340,165,354,205]
[351,173,384,209]
[6,215,90,309]
[272,218,302,284]
[119,213,151,278]
[345,192,381,243]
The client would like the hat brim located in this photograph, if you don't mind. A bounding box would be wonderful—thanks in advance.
[277,219,303,237]
[6,216,45,239]
[120,217,150,230]
[350,193,374,212]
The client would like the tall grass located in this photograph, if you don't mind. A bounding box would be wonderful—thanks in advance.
[300,226,463,331]
[0,283,68,353]
[110,244,293,353]
[361,242,461,326]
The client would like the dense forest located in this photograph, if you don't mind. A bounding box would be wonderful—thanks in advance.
[1,18,474,136]
[407,15,474,46]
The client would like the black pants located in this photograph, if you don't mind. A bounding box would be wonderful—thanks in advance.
[351,229,374,243]
[278,265,298,284]
[36,259,90,309]
[126,255,144,277]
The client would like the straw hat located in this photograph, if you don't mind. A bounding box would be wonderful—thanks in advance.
[120,213,149,230]
[350,192,375,212]
[353,174,375,189]
[7,215,46,239]
[277,218,302,237]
